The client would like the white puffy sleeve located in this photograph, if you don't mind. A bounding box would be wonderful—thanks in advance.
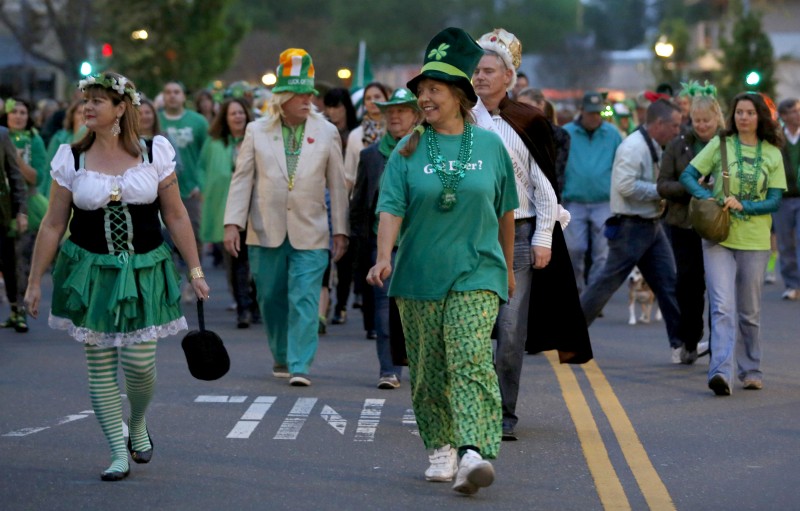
[50,144,77,191]
[152,135,177,181]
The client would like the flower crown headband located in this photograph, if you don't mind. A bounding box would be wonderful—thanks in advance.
[679,80,717,98]
[78,74,141,106]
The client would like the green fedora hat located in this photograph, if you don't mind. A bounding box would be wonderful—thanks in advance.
[272,48,318,95]
[407,27,483,105]
[375,87,420,111]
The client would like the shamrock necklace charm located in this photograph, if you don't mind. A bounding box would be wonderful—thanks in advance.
[426,122,474,212]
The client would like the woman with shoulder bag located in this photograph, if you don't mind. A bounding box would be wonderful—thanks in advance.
[657,82,724,361]
[680,92,787,396]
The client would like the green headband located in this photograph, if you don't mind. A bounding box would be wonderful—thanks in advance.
[679,80,717,98]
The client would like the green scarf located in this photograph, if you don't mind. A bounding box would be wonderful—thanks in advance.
[378,132,398,158]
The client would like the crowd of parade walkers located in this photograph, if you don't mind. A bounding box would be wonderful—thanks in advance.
[1,27,798,491]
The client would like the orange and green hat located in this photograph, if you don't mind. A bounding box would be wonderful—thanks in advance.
[272,48,318,95]
[407,27,483,105]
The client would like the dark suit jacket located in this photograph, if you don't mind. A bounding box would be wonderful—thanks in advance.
[1,126,28,230]
[350,142,408,365]
[349,143,386,241]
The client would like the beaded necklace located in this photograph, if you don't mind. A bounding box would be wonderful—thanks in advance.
[282,123,305,190]
[426,122,474,212]
[733,135,767,220]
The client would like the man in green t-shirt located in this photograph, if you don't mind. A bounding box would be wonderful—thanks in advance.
[159,81,208,276]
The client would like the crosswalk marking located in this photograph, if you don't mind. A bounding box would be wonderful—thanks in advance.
[195,395,248,403]
[2,412,93,437]
[321,405,347,434]
[403,409,419,436]
[274,398,318,440]
[227,396,277,439]
[354,399,385,442]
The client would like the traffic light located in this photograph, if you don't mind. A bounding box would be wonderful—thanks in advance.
[101,43,113,58]
[80,61,93,76]
[745,70,761,87]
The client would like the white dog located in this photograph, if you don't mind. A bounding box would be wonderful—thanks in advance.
[627,267,662,325]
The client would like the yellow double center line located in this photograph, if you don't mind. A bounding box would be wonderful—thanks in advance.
[545,352,676,511]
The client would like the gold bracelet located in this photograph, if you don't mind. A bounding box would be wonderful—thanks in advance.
[189,267,205,280]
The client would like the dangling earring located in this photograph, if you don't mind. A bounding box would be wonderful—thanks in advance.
[111,117,121,137]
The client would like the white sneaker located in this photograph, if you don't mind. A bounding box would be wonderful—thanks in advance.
[697,341,710,356]
[782,289,799,301]
[425,445,457,482]
[671,347,682,364]
[452,449,495,494]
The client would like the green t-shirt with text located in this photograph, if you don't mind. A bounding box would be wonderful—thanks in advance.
[690,135,786,250]
[159,110,208,198]
[376,126,518,301]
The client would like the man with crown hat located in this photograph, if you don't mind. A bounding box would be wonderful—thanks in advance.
[473,28,593,442]
[367,27,518,495]
[223,48,349,387]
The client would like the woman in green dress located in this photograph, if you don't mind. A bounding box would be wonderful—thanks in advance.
[0,97,48,332]
[200,98,258,327]
[24,72,209,481]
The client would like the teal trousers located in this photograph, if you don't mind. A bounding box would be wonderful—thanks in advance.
[249,239,328,375]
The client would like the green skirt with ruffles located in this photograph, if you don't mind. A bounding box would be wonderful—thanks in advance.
[49,240,188,347]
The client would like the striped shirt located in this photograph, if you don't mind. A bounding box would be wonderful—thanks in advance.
[490,114,559,248]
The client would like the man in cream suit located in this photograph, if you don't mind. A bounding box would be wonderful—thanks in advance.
[224,49,349,386]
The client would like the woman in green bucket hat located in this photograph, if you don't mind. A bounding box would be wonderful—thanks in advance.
[367,27,518,495]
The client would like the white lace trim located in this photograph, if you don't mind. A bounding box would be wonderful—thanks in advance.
[48,313,188,347]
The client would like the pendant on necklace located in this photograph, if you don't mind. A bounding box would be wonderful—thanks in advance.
[110,183,121,202]
[438,188,457,211]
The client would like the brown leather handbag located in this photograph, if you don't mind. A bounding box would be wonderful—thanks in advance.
[689,134,731,243]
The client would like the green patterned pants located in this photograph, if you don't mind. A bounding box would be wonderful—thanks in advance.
[397,290,502,459]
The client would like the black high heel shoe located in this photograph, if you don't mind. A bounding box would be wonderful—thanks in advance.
[127,426,153,464]
[101,467,130,481]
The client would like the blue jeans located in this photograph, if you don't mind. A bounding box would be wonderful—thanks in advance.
[563,201,611,294]
[580,217,683,349]
[495,221,534,431]
[773,197,800,290]
[371,243,403,379]
[703,242,770,385]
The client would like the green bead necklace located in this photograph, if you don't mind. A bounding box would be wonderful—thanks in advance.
[733,135,767,220]
[426,122,474,212]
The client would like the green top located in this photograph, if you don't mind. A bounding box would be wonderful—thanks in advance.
[376,126,518,301]
[690,134,786,250]
[159,110,209,198]
[10,129,47,194]
[199,136,240,243]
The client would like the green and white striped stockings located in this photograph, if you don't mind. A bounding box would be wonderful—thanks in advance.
[85,341,157,476]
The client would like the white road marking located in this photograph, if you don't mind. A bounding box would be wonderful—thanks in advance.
[195,395,248,403]
[227,396,276,439]
[3,413,93,437]
[321,405,347,434]
[403,408,420,436]
[355,399,385,442]
[274,398,317,440]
